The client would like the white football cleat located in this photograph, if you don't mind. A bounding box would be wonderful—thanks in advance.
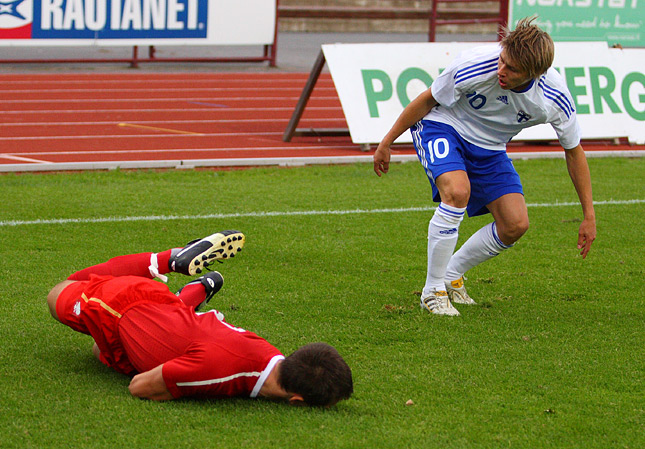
[445,277,477,305]
[420,290,460,316]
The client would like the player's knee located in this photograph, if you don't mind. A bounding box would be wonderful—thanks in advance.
[47,285,61,321]
[440,186,470,209]
[499,217,529,244]
[47,280,74,322]
[436,173,471,208]
[516,216,530,238]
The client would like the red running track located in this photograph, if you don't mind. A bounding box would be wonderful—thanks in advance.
[0,72,641,172]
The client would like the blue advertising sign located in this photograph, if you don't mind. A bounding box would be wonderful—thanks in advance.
[1,0,208,39]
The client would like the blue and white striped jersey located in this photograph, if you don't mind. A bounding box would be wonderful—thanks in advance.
[426,44,581,151]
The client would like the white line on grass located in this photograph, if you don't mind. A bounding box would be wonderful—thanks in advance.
[2,199,643,228]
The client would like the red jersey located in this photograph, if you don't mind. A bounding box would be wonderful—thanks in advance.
[119,303,284,399]
[57,275,283,399]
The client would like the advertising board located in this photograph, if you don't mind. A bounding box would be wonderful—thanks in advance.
[0,0,276,46]
[322,42,645,145]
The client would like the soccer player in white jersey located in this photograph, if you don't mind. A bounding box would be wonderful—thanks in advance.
[373,17,596,316]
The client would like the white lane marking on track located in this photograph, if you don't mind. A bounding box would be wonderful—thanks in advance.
[1,87,336,94]
[0,132,285,141]
[2,96,338,104]
[0,118,343,127]
[0,154,50,163]
[1,145,362,156]
[2,106,341,114]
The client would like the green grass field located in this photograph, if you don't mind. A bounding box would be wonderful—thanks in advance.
[1,157,643,449]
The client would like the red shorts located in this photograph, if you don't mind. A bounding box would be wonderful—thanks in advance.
[56,274,182,375]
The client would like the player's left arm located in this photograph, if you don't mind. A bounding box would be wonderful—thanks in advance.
[128,364,174,401]
[563,143,596,258]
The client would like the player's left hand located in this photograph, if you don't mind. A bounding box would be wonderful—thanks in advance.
[577,217,596,259]
[373,143,391,177]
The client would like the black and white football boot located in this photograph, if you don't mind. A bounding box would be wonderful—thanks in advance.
[176,271,224,311]
[169,230,245,276]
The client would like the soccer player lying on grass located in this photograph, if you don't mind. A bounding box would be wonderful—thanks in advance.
[373,17,596,316]
[46,231,353,406]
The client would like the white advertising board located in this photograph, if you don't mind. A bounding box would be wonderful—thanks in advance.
[322,42,645,145]
[0,0,276,46]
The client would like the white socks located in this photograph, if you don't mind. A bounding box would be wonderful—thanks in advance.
[423,203,466,296]
[445,222,512,282]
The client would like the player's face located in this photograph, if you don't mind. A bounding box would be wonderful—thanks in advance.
[497,50,533,91]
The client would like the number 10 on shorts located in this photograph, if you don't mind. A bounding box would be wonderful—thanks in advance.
[428,138,450,163]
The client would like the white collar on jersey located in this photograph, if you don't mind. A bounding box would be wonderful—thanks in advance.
[250,354,285,398]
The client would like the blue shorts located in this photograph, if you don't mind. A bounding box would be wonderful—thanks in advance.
[411,120,523,217]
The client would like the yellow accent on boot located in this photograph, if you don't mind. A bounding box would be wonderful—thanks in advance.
[450,278,464,289]
[445,277,477,305]
[420,290,461,316]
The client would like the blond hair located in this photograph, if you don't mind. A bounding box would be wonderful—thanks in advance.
[501,17,554,78]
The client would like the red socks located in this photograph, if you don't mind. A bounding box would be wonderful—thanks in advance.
[65,248,206,306]
[67,250,173,281]
[176,282,207,308]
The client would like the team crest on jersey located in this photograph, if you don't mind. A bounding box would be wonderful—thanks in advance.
[496,95,508,105]
[517,110,531,123]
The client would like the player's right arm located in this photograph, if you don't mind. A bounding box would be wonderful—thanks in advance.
[128,364,174,401]
[373,88,438,176]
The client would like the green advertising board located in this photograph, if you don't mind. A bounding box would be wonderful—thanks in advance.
[509,0,643,47]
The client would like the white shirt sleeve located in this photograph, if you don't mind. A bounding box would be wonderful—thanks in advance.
[540,69,582,149]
